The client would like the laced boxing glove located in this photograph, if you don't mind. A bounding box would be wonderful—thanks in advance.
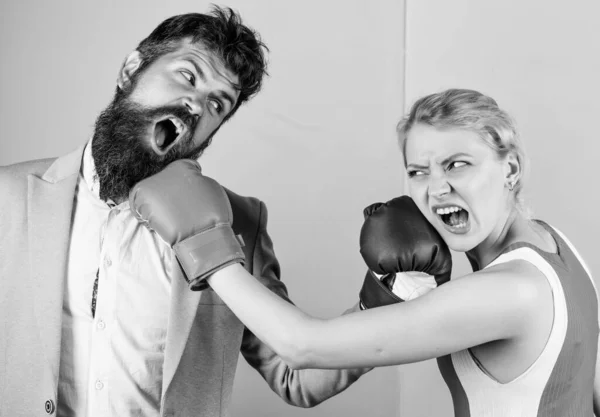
[129,159,245,290]
[358,195,452,309]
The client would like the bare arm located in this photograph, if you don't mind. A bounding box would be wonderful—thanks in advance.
[208,259,547,369]
[232,199,369,406]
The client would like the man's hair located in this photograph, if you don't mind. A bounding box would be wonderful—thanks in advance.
[120,5,268,120]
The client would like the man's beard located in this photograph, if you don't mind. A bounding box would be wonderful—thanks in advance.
[91,95,212,203]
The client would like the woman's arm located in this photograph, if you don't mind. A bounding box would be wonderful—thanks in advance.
[208,259,549,369]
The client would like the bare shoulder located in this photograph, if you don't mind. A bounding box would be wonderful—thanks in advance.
[463,258,553,318]
[483,258,549,291]
[427,258,554,328]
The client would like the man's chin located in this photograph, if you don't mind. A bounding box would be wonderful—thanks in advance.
[97,152,204,204]
[95,152,163,203]
[91,108,206,203]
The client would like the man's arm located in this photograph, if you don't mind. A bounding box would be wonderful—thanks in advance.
[239,200,370,408]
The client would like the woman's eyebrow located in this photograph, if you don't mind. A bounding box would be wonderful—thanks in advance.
[406,162,428,169]
[440,152,472,165]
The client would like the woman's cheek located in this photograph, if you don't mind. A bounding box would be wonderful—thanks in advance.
[408,182,426,204]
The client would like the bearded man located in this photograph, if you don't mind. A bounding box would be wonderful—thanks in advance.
[0,6,367,416]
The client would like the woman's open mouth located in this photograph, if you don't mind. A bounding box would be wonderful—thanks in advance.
[435,205,470,234]
[151,116,187,155]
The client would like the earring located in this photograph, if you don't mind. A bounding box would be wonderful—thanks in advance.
[507,180,515,191]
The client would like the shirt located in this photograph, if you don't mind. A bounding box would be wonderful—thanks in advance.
[57,141,174,416]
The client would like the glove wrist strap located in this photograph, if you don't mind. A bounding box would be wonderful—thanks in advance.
[173,224,245,290]
[359,270,404,309]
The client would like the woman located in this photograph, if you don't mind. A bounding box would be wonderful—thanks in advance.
[207,89,599,415]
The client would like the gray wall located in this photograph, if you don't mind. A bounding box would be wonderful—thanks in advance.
[2,0,598,416]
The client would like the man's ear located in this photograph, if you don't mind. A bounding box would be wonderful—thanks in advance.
[117,50,143,91]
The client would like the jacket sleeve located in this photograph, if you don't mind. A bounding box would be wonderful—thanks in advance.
[239,200,371,408]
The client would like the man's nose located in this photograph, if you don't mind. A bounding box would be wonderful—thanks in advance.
[182,93,205,117]
[428,172,451,198]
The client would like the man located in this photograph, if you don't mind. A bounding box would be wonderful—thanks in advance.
[0,7,367,416]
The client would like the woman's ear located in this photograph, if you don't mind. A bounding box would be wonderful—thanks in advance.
[116,50,143,91]
[504,152,521,189]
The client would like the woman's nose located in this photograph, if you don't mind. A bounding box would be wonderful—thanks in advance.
[428,173,451,198]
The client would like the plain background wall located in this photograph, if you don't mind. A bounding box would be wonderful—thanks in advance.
[2,0,599,416]
[399,0,600,415]
[0,1,406,416]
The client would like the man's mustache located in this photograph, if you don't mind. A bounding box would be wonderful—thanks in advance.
[131,102,199,134]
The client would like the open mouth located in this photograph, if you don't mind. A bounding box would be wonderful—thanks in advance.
[151,117,187,155]
[435,205,470,232]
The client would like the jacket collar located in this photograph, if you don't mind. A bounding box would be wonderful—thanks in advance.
[40,144,86,183]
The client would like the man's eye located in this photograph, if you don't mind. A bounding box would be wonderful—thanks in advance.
[180,71,195,86]
[209,100,223,114]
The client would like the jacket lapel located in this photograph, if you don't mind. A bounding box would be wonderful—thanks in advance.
[162,263,203,399]
[27,146,83,381]
[27,145,203,396]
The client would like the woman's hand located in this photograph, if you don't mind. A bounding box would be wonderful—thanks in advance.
[358,196,452,309]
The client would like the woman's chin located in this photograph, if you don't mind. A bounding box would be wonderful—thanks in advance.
[441,229,479,253]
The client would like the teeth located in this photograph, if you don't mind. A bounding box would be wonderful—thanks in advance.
[170,118,183,136]
[453,221,468,228]
[435,206,462,215]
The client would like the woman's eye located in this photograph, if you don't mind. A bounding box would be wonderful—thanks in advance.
[449,161,467,170]
[407,170,425,178]
[180,71,195,86]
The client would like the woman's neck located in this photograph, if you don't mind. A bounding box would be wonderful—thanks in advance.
[466,209,558,271]
[466,208,526,271]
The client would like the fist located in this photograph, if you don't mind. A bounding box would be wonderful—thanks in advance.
[358,196,452,308]
[129,159,245,289]
[360,195,451,283]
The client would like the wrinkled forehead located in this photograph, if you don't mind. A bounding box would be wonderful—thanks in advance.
[167,38,240,90]
[405,124,490,163]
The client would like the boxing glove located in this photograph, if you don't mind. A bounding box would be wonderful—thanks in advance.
[129,159,245,290]
[358,195,452,309]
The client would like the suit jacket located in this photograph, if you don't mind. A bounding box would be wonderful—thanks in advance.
[0,146,366,416]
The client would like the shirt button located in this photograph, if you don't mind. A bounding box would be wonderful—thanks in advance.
[104,256,112,268]
[44,399,55,414]
[97,320,106,330]
[95,380,104,390]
